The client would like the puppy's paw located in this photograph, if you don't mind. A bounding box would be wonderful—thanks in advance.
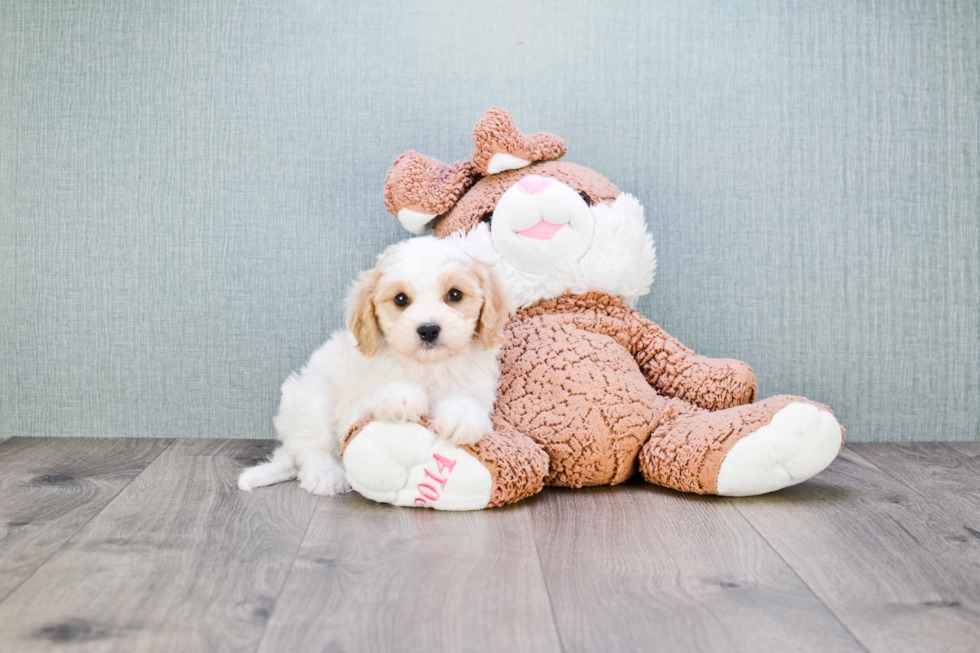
[298,463,351,496]
[372,382,429,423]
[431,399,492,446]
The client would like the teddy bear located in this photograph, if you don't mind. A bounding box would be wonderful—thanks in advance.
[340,108,844,510]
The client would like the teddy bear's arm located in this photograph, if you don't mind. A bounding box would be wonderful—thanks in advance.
[624,310,757,411]
[522,293,756,412]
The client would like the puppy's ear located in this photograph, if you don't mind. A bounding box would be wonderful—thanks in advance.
[345,265,383,357]
[474,261,512,350]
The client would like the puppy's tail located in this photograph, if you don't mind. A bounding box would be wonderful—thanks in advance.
[238,447,297,491]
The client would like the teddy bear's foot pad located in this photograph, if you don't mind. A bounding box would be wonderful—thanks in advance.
[344,421,493,510]
[716,402,842,497]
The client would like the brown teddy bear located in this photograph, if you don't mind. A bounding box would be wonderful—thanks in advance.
[341,108,843,510]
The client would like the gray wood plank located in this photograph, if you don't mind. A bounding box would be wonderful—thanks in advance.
[731,447,980,653]
[527,483,863,653]
[847,443,980,587]
[0,437,172,603]
[946,442,980,459]
[257,492,562,653]
[851,442,980,510]
[0,439,319,653]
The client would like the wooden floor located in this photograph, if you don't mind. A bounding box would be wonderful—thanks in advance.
[0,439,978,653]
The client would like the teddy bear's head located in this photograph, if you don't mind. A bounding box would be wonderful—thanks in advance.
[384,108,656,308]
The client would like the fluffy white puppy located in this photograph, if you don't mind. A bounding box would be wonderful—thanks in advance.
[238,236,510,496]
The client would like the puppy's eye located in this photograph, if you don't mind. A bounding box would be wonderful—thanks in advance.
[393,293,410,307]
[479,212,493,229]
[447,288,463,302]
[579,192,592,206]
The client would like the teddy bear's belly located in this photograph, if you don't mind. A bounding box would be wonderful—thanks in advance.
[497,314,662,487]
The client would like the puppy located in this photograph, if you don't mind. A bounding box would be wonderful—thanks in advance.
[238,236,511,495]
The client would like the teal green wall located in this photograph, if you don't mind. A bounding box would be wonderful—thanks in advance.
[2,1,978,442]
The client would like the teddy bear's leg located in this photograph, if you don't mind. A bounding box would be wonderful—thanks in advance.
[639,395,843,496]
[341,417,549,510]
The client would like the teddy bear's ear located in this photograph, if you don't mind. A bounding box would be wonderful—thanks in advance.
[470,107,567,176]
[383,151,480,234]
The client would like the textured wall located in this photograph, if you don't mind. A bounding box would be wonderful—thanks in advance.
[1,1,978,443]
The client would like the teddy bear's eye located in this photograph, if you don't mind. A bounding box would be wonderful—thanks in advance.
[393,293,410,307]
[579,192,593,206]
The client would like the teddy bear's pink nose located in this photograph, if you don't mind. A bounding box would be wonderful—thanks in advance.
[516,174,549,195]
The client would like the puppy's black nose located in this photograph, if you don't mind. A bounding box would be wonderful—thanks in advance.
[417,323,441,343]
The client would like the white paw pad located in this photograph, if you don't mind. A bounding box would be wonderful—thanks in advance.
[343,421,493,511]
[716,402,842,497]
[431,403,492,446]
[373,383,429,423]
[298,464,351,496]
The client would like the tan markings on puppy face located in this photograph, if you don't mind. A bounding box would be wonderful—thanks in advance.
[347,237,509,363]
[371,263,485,363]
[371,276,418,355]
[436,268,483,323]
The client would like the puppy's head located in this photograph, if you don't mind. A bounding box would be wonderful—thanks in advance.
[346,237,511,363]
